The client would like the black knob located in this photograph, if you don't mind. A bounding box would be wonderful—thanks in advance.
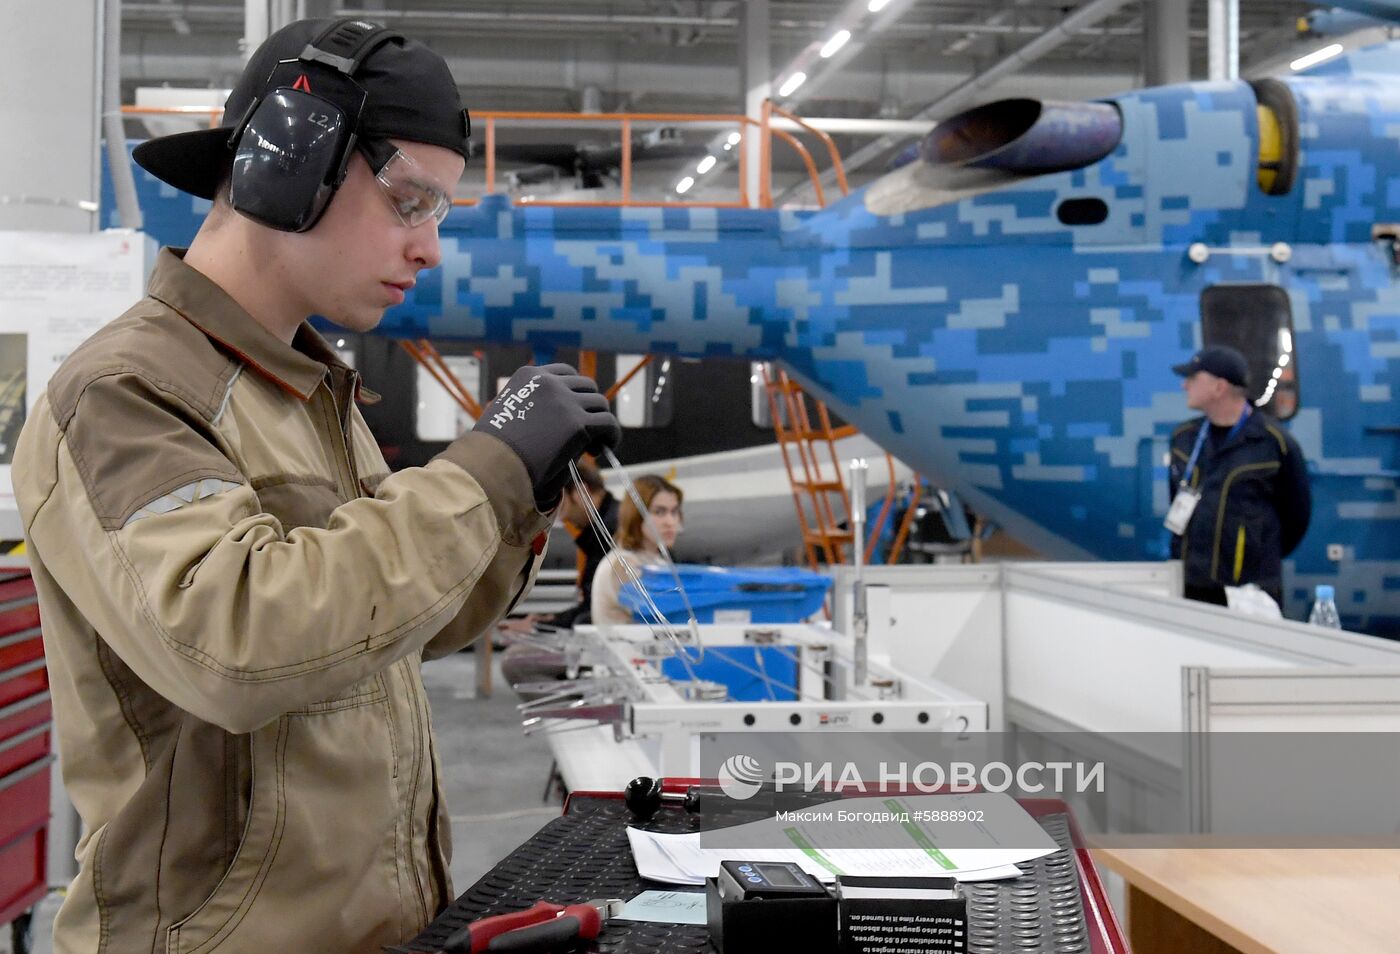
[625,775,663,819]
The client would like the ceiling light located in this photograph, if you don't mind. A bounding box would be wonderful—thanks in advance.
[1290,43,1343,71]
[726,131,742,147]
[820,30,851,58]
[676,176,695,194]
[868,0,892,11]
[778,72,807,97]
[697,155,717,174]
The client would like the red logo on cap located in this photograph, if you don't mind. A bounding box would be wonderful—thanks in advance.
[292,74,312,93]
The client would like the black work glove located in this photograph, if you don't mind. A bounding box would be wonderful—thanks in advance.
[473,364,622,510]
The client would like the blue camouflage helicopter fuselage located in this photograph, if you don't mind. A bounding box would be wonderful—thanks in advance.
[112,44,1400,633]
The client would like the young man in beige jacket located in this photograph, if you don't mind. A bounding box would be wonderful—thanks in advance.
[12,18,619,954]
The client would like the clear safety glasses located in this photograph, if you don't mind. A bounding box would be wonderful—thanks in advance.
[373,149,453,228]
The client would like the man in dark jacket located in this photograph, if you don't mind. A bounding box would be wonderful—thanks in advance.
[1167,346,1311,608]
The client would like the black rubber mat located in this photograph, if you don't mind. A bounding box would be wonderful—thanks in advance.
[393,795,1090,954]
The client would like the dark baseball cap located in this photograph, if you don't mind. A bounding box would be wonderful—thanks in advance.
[132,18,470,200]
[1172,345,1250,388]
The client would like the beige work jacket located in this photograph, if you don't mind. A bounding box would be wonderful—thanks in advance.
[13,248,549,953]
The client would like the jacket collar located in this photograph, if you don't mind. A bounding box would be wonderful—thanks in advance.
[147,247,350,401]
[1196,407,1270,449]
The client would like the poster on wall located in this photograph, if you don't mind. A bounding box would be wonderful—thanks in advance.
[0,229,154,535]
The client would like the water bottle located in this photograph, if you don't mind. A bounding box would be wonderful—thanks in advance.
[1307,584,1341,629]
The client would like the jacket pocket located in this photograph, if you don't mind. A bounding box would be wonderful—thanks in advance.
[286,671,388,716]
[170,686,406,954]
[166,721,289,954]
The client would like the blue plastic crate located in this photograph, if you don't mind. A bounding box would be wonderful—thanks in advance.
[619,564,832,624]
[659,647,800,702]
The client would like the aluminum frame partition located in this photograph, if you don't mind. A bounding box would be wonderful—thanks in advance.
[1182,666,1400,835]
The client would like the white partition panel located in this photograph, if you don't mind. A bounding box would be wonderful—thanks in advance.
[1028,561,1181,598]
[1003,565,1400,738]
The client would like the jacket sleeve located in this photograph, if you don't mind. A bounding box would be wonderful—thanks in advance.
[15,372,550,734]
[1167,429,1190,504]
[420,509,548,662]
[1277,430,1312,557]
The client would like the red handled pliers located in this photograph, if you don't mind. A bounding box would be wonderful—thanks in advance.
[438,898,625,954]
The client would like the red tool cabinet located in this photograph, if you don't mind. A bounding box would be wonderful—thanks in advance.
[0,568,49,950]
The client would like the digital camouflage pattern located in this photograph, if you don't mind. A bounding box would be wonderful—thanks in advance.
[109,43,1400,633]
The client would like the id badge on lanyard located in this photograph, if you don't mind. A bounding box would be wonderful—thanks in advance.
[1164,486,1200,535]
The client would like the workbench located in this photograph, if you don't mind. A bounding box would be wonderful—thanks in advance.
[395,789,1127,954]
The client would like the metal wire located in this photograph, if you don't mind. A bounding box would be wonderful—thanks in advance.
[569,453,804,701]
[562,464,845,701]
[600,447,703,644]
[752,645,778,702]
[568,458,704,684]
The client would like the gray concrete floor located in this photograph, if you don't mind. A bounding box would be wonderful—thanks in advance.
[2,650,561,954]
[427,650,566,892]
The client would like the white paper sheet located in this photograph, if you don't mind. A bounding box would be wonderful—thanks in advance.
[627,792,1058,885]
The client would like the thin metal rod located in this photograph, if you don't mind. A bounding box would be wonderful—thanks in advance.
[850,457,869,686]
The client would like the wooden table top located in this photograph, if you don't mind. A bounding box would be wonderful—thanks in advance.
[1092,847,1400,954]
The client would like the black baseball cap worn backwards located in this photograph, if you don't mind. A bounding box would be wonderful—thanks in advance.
[1172,345,1251,389]
[132,17,471,202]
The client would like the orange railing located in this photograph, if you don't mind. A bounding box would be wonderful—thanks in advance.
[121,102,849,210]
[123,105,225,129]
[765,101,850,201]
[472,110,754,208]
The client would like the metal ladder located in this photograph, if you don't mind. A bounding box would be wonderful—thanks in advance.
[760,365,914,570]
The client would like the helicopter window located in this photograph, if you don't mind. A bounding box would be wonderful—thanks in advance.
[1056,198,1109,226]
[614,353,675,429]
[1250,79,1299,196]
[414,353,482,441]
[1374,224,1400,270]
[1200,284,1299,420]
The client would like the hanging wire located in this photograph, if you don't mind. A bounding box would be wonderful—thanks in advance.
[597,449,818,700]
[566,457,872,701]
[568,458,704,685]
[752,645,778,702]
[568,453,803,700]
[600,446,703,644]
[768,643,839,696]
[560,462,817,700]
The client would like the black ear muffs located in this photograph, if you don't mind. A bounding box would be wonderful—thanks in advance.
[229,87,360,232]
[227,19,401,232]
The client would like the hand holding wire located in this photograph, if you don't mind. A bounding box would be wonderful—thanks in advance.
[473,364,622,510]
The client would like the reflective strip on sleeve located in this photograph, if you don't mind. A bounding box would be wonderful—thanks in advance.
[124,478,243,528]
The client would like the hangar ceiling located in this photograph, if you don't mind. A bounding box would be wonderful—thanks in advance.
[116,1,1342,200]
